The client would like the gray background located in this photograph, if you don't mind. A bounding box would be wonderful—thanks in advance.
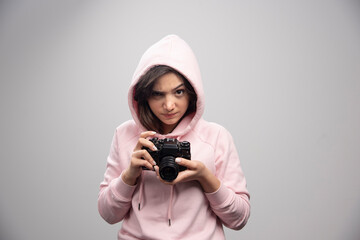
[1,1,359,239]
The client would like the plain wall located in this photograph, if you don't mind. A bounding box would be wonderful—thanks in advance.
[0,1,359,239]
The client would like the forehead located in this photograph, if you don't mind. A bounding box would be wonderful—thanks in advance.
[152,73,184,90]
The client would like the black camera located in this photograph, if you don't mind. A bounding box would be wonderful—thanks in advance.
[143,138,191,182]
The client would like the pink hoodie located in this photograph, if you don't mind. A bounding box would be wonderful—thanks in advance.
[98,35,250,240]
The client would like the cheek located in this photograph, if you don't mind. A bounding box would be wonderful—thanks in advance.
[180,98,190,111]
[148,99,163,115]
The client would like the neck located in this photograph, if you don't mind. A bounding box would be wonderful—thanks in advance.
[162,124,177,135]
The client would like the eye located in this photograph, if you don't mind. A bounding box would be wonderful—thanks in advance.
[151,91,163,97]
[175,89,185,96]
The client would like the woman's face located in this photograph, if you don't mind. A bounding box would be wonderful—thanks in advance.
[148,72,190,134]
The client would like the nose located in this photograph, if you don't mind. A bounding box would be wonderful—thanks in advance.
[163,95,175,112]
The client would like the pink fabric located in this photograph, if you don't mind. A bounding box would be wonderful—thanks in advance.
[98,35,250,240]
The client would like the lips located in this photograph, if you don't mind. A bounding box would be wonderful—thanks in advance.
[163,113,177,119]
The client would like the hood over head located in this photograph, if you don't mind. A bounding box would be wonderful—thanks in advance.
[128,35,205,137]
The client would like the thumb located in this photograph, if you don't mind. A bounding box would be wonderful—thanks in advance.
[175,157,192,168]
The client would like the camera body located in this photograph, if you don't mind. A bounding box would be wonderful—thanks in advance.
[143,138,191,182]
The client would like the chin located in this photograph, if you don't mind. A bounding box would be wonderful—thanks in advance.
[164,120,178,126]
[162,119,179,126]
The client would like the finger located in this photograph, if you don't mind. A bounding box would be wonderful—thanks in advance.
[133,149,157,166]
[134,131,157,150]
[138,158,154,170]
[129,156,153,171]
[175,158,194,168]
[154,166,163,181]
[139,131,156,139]
[169,171,186,184]
[138,138,158,151]
[154,165,159,175]
[171,169,199,185]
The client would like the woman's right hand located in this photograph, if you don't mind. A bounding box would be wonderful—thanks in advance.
[121,131,158,186]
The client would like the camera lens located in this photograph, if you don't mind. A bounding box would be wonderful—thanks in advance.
[159,156,179,182]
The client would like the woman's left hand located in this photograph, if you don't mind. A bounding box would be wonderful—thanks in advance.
[154,158,221,193]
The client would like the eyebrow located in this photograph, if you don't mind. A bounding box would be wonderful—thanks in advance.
[153,83,185,93]
[173,83,185,90]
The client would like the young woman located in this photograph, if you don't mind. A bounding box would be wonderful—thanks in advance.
[98,35,250,240]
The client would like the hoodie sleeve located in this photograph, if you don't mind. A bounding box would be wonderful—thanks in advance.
[98,127,137,224]
[205,126,250,230]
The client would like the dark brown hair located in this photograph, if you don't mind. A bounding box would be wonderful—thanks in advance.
[134,65,197,134]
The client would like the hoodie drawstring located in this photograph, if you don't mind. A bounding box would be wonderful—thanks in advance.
[167,185,174,226]
[138,175,175,226]
[166,136,181,226]
[138,172,144,210]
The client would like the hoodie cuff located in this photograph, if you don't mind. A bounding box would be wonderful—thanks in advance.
[205,183,231,207]
[110,172,137,202]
